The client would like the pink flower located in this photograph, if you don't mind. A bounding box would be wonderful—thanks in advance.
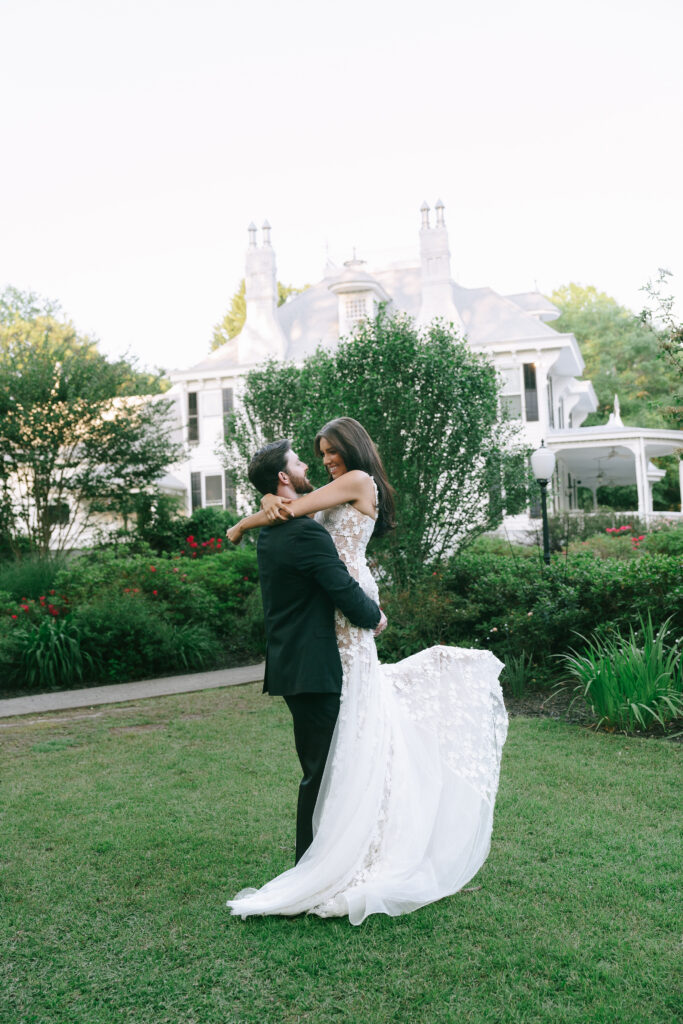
[11,614,17,619]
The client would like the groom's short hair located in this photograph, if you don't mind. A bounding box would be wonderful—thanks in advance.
[248,439,292,496]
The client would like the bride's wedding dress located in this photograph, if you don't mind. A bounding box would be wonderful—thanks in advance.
[227,493,508,925]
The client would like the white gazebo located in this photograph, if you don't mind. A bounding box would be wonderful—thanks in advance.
[548,396,683,518]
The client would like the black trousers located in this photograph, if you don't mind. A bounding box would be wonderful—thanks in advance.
[283,692,341,864]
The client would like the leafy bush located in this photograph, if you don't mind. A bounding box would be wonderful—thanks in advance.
[643,523,683,557]
[468,535,539,559]
[0,554,68,600]
[562,616,683,731]
[377,551,683,691]
[0,542,264,693]
[73,595,224,684]
[534,512,651,552]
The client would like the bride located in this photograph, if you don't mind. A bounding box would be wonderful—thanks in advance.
[226,417,507,925]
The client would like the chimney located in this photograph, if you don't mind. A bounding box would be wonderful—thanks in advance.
[238,220,287,364]
[417,199,464,332]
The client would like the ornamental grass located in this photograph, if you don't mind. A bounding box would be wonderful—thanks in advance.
[562,615,683,732]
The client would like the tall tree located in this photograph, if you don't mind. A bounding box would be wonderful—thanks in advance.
[550,283,676,427]
[222,311,526,582]
[210,279,305,351]
[0,288,183,556]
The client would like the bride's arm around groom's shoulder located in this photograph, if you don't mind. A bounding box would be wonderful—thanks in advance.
[262,470,375,521]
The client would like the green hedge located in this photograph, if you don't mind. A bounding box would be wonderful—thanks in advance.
[376,551,683,685]
[2,541,682,697]
[0,543,265,694]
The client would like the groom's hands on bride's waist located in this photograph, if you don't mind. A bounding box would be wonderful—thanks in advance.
[373,610,387,637]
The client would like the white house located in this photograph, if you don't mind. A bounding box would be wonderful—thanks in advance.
[165,203,683,522]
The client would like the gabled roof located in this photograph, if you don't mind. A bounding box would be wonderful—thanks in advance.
[178,266,580,376]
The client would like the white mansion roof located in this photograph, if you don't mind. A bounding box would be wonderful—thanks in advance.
[185,265,580,375]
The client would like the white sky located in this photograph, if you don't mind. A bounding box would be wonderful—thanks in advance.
[1,0,681,372]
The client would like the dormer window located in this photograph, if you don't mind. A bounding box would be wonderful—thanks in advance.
[345,296,368,323]
[328,257,391,339]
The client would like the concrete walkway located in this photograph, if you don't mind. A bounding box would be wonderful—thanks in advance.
[0,663,266,719]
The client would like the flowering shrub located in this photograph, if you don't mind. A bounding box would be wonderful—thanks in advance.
[0,543,263,694]
[180,534,224,558]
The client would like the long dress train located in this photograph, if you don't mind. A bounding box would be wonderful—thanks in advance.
[227,492,507,925]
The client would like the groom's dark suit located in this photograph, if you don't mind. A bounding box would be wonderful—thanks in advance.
[257,515,380,862]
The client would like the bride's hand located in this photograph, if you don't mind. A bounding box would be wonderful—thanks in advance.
[261,494,294,522]
[227,525,243,545]
[373,610,387,637]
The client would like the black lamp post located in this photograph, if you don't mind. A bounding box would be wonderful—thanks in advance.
[531,442,556,566]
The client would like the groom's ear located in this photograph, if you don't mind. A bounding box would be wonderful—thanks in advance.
[278,470,290,486]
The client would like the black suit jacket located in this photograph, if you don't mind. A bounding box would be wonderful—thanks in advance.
[257,516,381,696]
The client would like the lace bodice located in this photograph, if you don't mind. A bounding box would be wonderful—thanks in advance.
[316,488,379,680]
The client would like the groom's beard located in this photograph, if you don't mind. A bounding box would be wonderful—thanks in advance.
[288,470,314,495]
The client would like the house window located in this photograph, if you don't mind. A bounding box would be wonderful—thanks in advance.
[345,297,367,322]
[523,364,539,421]
[499,368,522,419]
[190,472,201,512]
[205,475,223,507]
[547,378,555,428]
[224,470,236,510]
[222,388,234,416]
[47,502,70,526]
[188,392,199,443]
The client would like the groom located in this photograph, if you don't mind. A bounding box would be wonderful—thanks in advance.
[247,439,386,863]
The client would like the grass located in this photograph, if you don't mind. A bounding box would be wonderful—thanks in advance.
[1,684,681,1024]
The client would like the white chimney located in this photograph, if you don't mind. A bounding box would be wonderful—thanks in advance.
[417,199,464,332]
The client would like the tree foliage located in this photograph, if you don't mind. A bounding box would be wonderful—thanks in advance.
[222,311,526,581]
[639,268,683,426]
[550,283,677,428]
[210,279,305,351]
[0,288,184,556]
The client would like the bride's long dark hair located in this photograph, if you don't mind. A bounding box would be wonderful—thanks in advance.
[314,417,396,538]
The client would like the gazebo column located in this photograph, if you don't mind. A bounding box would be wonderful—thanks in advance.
[632,440,648,516]
[679,459,683,513]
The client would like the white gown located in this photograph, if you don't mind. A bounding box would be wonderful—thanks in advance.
[227,494,508,925]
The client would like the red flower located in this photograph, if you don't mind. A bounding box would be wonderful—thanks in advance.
[11,614,17,619]
[152,590,158,596]
[49,589,56,595]
[243,576,249,581]
[21,604,29,612]
[150,565,156,572]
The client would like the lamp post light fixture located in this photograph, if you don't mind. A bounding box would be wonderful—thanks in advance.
[530,441,556,566]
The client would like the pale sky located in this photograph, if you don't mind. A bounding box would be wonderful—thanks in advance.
[1,0,681,372]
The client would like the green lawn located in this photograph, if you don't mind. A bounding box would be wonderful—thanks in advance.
[1,684,681,1024]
